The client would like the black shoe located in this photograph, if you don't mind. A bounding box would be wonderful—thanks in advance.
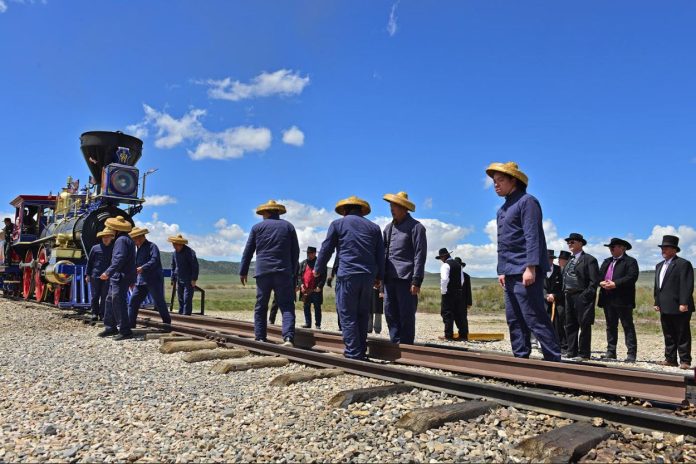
[90,314,99,322]
[625,356,637,363]
[572,356,590,362]
[600,352,617,360]
[97,329,118,337]
[161,325,172,333]
[113,333,133,341]
[300,324,310,329]
[282,337,294,347]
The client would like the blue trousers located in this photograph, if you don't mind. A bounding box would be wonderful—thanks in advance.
[254,272,295,341]
[303,292,322,327]
[504,275,560,361]
[104,279,132,335]
[177,281,194,315]
[384,278,418,344]
[89,278,108,317]
[335,274,373,359]
[128,281,172,328]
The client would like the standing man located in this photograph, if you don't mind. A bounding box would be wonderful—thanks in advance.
[85,228,114,321]
[382,191,427,345]
[98,216,137,341]
[486,162,560,361]
[654,235,694,369]
[563,232,600,361]
[240,200,300,346]
[127,228,172,328]
[558,250,571,269]
[3,217,13,264]
[436,248,465,341]
[168,234,199,316]
[297,246,325,329]
[454,256,472,341]
[598,238,639,363]
[315,196,384,360]
[544,250,567,356]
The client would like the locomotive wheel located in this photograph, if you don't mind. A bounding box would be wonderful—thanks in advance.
[34,247,48,302]
[22,250,34,300]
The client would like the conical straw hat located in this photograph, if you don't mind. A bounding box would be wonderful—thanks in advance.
[335,196,371,216]
[383,191,415,212]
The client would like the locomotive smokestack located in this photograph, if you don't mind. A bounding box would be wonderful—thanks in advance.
[80,131,143,182]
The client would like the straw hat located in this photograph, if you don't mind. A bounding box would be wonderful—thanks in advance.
[335,196,371,216]
[485,162,529,187]
[104,215,133,232]
[255,199,287,215]
[96,228,116,238]
[167,234,189,245]
[129,227,149,239]
[383,191,415,212]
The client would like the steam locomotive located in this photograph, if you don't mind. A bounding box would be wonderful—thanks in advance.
[0,131,150,308]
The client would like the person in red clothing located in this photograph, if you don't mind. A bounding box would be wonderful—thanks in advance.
[297,247,326,329]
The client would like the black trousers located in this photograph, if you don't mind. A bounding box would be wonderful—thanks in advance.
[456,292,469,340]
[547,302,567,352]
[441,293,464,338]
[660,312,692,364]
[565,292,593,358]
[603,304,637,357]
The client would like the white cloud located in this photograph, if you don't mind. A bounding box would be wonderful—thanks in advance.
[387,2,399,37]
[144,195,177,206]
[128,104,271,160]
[483,176,494,189]
[201,69,310,102]
[281,126,305,147]
[423,197,433,209]
[0,1,7,13]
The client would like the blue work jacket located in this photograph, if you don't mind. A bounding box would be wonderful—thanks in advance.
[383,214,427,286]
[104,234,137,285]
[240,214,300,278]
[496,189,549,276]
[135,240,164,286]
[315,211,385,280]
[171,245,199,284]
[86,243,113,279]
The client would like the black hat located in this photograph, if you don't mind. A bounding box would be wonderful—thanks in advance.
[306,246,317,253]
[454,257,467,268]
[604,237,632,250]
[558,250,572,260]
[564,232,587,246]
[658,235,680,252]
[435,248,451,260]
[547,249,557,259]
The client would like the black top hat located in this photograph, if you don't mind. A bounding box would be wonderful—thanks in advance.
[547,249,557,259]
[658,235,680,252]
[564,232,587,246]
[558,250,572,260]
[306,246,317,253]
[435,248,451,260]
[604,237,632,250]
[454,256,467,268]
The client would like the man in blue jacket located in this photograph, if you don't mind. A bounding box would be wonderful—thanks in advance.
[486,162,560,361]
[127,227,172,328]
[98,216,137,341]
[240,200,300,346]
[168,234,199,316]
[382,191,427,345]
[85,228,115,321]
[315,196,385,360]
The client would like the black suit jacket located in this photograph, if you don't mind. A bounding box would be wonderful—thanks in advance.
[462,271,473,308]
[544,264,563,306]
[654,256,695,315]
[597,254,639,309]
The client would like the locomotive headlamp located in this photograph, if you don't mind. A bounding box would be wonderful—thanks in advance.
[101,163,139,199]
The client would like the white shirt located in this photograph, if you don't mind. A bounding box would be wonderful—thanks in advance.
[440,261,465,295]
[659,257,674,288]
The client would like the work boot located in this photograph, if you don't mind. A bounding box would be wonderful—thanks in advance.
[600,352,617,360]
[282,337,294,347]
[572,356,590,362]
[90,314,99,322]
[301,324,310,329]
[315,325,321,330]
[625,355,637,363]
[97,329,118,337]
[113,333,133,341]
[657,360,678,367]
[680,363,692,370]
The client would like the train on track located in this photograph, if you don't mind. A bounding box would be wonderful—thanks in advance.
[0,131,151,309]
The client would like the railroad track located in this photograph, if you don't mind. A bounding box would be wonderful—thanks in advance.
[134,309,696,437]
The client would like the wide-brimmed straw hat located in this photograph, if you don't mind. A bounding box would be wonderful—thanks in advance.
[335,196,371,216]
[167,234,189,245]
[96,228,115,238]
[104,215,133,232]
[129,227,149,239]
[383,191,415,212]
[485,162,529,187]
[255,200,287,215]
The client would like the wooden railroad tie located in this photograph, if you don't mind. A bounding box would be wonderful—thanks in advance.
[159,340,218,354]
[516,422,613,463]
[269,368,345,387]
[396,400,498,433]
[210,357,290,374]
[330,384,413,408]
[182,348,250,363]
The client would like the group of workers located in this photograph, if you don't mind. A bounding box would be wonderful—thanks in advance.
[86,216,199,340]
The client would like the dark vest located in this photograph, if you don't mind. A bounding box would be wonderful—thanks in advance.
[563,255,581,291]
[446,258,462,294]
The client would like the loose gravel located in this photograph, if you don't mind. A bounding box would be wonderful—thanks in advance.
[2,299,696,463]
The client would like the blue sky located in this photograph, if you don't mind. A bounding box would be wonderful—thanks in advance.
[1,1,695,275]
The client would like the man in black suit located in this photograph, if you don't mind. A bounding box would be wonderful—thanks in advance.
[544,250,567,356]
[597,238,640,363]
[455,257,472,340]
[562,233,600,361]
[654,235,695,369]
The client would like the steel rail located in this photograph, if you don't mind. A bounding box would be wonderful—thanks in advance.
[139,315,696,436]
[140,310,689,404]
